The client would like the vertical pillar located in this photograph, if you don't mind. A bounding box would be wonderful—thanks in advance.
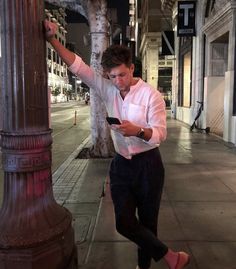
[0,1,77,268]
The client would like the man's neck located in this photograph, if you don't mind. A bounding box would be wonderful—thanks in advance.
[120,89,130,99]
[119,78,139,99]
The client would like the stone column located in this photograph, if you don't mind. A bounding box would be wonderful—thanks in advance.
[0,1,77,268]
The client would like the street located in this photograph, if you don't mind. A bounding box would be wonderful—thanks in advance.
[0,100,91,205]
[50,100,90,172]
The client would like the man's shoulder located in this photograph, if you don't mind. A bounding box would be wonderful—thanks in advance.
[138,80,161,95]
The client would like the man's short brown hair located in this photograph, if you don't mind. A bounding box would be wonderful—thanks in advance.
[101,45,132,71]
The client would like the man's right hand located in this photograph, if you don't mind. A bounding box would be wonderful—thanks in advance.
[43,19,76,68]
[44,20,57,41]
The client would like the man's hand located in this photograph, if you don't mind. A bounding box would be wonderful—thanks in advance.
[110,120,153,141]
[42,20,75,66]
[44,20,57,41]
[109,120,139,137]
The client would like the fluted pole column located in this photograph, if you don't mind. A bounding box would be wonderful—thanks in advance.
[0,1,77,268]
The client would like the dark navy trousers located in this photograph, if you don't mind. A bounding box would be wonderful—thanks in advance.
[109,147,168,269]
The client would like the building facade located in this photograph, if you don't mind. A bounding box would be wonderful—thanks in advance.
[0,19,2,132]
[138,0,173,107]
[161,0,236,146]
[45,7,72,103]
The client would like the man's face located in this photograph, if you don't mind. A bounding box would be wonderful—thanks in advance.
[107,64,134,92]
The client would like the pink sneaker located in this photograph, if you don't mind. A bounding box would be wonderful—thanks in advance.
[175,252,190,269]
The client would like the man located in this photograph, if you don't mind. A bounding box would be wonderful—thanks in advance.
[44,20,190,269]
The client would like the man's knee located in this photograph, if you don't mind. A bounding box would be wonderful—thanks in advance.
[115,215,136,236]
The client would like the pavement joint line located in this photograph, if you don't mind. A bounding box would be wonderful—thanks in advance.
[84,189,105,264]
[55,159,87,181]
[52,135,91,184]
[54,160,88,204]
[83,177,110,264]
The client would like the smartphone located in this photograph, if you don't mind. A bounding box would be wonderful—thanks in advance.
[106,116,121,125]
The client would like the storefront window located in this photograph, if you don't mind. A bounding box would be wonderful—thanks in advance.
[234,46,236,116]
[183,52,191,107]
[178,37,192,107]
[210,42,228,76]
[0,20,1,58]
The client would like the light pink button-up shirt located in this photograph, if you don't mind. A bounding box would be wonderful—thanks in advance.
[69,54,167,159]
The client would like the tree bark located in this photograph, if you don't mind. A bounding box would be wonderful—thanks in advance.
[86,0,115,157]
[46,0,115,158]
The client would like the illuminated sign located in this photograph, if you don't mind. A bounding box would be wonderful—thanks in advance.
[177,1,196,37]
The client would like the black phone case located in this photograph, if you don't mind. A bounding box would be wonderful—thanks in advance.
[106,117,121,125]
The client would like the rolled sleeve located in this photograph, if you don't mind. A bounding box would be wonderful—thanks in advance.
[68,54,98,90]
[148,124,167,145]
[147,92,167,145]
[67,53,111,103]
[68,54,82,74]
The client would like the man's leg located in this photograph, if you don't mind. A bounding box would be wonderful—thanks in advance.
[136,148,165,269]
[109,153,138,237]
[109,151,168,267]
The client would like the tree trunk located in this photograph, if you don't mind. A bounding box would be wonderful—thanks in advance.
[86,0,115,158]
[46,0,115,158]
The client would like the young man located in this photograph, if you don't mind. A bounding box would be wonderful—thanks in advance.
[44,20,190,269]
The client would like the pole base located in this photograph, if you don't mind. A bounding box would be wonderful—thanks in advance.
[0,227,78,269]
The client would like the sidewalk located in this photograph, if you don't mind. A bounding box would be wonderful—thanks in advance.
[62,118,236,269]
[1,117,236,269]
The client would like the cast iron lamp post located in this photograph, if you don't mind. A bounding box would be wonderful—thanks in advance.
[0,1,77,268]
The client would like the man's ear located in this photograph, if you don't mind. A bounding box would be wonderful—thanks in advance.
[104,71,109,79]
[130,64,135,72]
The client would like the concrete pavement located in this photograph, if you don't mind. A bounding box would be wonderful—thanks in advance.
[0,100,90,206]
[65,118,236,269]
[1,117,236,269]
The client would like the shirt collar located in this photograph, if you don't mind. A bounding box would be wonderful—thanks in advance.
[130,78,143,93]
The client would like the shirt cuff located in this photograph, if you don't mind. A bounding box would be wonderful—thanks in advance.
[148,127,166,145]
